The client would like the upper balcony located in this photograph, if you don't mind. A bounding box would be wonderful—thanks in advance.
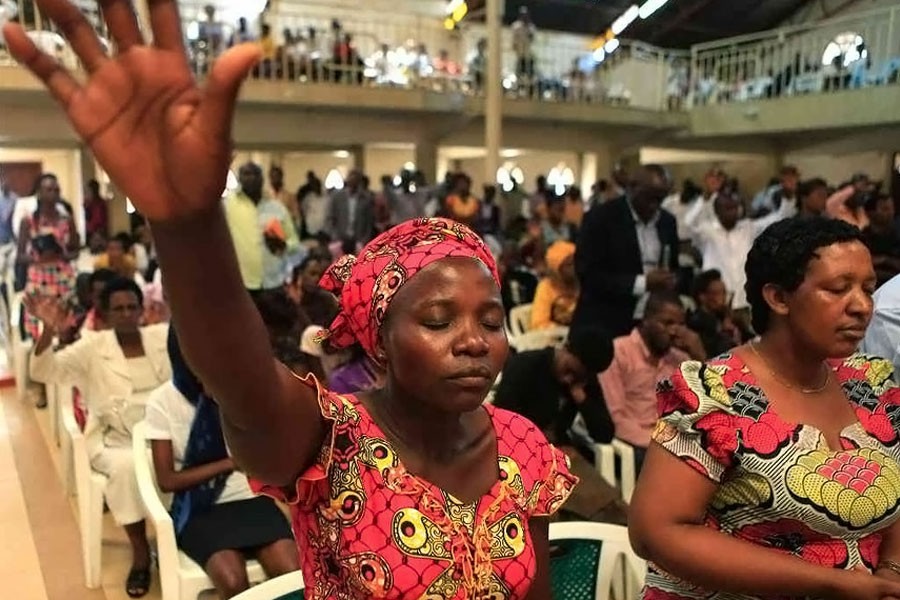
[685,3,900,141]
[0,0,687,149]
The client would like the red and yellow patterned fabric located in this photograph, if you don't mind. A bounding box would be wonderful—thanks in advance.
[251,377,576,599]
[319,217,499,358]
[646,353,900,599]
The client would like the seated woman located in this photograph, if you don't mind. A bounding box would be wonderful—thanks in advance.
[94,231,138,279]
[144,331,298,598]
[631,217,900,599]
[28,278,170,598]
[531,241,578,330]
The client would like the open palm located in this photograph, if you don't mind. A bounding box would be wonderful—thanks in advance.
[1,0,260,222]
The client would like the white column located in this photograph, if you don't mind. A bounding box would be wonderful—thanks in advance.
[484,0,503,190]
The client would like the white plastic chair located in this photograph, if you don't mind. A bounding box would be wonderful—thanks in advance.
[9,292,33,403]
[594,440,636,504]
[60,387,107,589]
[57,385,76,496]
[549,522,646,600]
[509,326,568,352]
[508,303,533,337]
[231,570,305,600]
[132,422,268,600]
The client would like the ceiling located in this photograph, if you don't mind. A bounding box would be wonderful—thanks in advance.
[465,0,812,48]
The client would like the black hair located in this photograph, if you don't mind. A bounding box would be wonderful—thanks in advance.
[99,277,144,312]
[799,177,828,199]
[865,193,891,214]
[32,172,57,195]
[89,268,117,289]
[111,231,134,251]
[566,324,613,374]
[745,217,863,333]
[292,255,322,283]
[644,291,684,319]
[692,269,723,300]
[253,288,307,336]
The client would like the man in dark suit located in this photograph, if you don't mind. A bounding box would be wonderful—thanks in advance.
[326,169,375,247]
[573,164,679,338]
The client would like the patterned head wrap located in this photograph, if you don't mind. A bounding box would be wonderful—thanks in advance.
[319,218,500,359]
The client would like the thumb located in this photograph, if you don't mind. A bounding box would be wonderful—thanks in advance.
[199,43,262,142]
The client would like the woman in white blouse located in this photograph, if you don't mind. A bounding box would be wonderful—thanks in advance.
[28,277,170,598]
[144,331,297,598]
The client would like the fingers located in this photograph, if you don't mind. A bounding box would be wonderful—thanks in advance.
[98,0,144,53]
[146,0,186,53]
[200,44,262,141]
[2,23,80,106]
[31,0,108,72]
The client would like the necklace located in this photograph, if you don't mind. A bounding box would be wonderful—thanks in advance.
[750,342,831,394]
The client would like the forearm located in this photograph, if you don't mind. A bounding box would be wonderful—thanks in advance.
[34,326,55,356]
[636,523,839,597]
[150,208,293,429]
[157,458,234,494]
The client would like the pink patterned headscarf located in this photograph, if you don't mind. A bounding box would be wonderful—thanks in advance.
[318,218,500,358]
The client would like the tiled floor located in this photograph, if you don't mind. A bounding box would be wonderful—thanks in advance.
[0,383,168,600]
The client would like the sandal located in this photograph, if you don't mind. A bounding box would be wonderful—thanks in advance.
[126,566,151,598]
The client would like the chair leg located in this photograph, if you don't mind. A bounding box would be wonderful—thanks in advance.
[83,480,104,588]
[61,434,75,496]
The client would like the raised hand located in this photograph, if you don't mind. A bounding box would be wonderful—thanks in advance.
[23,295,70,333]
[1,0,261,223]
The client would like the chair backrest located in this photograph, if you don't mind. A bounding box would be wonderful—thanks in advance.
[549,522,646,600]
[132,422,183,600]
[508,303,533,337]
[231,571,305,600]
[509,327,568,352]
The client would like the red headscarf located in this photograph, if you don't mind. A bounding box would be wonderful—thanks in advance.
[319,218,500,358]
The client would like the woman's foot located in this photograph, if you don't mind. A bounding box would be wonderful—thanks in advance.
[125,566,151,598]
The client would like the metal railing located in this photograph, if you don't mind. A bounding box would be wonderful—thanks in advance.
[0,0,686,111]
[689,4,900,106]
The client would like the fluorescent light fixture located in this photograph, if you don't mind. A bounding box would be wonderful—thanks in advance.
[333,150,350,159]
[604,38,620,54]
[611,4,639,35]
[593,48,606,62]
[639,0,670,19]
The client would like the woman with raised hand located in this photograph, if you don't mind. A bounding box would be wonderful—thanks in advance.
[2,3,575,598]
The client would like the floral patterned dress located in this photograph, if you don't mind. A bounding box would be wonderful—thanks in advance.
[252,378,576,599]
[645,353,900,599]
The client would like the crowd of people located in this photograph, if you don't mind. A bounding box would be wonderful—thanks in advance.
[8,1,900,599]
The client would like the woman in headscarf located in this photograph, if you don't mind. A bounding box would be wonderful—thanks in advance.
[530,240,579,330]
[10,5,576,596]
[143,331,297,599]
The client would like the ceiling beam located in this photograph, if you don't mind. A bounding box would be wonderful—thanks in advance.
[647,0,719,43]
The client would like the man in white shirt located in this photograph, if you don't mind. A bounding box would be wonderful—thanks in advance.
[685,192,785,314]
[863,274,900,381]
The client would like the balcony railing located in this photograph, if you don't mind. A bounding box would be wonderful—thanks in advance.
[0,0,686,112]
[689,4,900,106]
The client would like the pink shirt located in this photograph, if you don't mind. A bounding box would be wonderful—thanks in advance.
[599,328,689,448]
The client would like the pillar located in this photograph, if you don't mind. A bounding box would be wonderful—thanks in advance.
[484,0,503,188]
[350,145,366,175]
[414,140,439,186]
